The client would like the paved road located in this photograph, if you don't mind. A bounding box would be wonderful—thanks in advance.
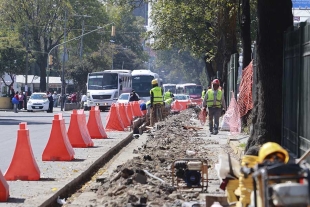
[0,107,132,207]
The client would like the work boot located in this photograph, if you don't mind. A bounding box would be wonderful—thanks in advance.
[213,130,218,135]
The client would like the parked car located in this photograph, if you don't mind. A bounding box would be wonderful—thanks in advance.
[174,94,191,101]
[116,92,140,104]
[27,93,49,112]
[116,93,131,104]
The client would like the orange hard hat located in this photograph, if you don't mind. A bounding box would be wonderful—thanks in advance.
[212,79,220,85]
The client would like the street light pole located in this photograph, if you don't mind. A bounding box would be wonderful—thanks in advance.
[110,40,115,70]
[45,22,114,110]
[61,10,68,111]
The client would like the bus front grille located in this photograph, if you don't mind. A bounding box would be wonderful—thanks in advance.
[92,95,111,100]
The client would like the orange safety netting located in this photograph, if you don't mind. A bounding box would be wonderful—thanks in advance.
[238,61,253,117]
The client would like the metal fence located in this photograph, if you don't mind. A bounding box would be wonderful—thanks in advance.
[225,53,239,106]
[283,21,310,160]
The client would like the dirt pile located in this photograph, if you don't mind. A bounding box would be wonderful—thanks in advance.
[92,109,224,207]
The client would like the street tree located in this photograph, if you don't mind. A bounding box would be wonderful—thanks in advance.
[0,0,109,92]
[0,29,26,91]
[245,0,293,150]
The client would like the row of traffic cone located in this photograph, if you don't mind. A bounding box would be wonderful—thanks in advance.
[106,101,144,131]
[0,106,107,201]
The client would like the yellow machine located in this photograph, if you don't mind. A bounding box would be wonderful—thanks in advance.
[241,142,310,207]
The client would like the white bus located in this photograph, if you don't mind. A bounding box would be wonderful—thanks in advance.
[131,69,160,102]
[85,70,132,111]
[163,83,177,94]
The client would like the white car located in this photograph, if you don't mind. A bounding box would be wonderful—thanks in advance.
[174,94,191,101]
[116,93,130,104]
[116,92,140,104]
[27,93,49,112]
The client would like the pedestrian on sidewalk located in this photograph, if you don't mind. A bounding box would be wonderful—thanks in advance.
[202,79,226,135]
[12,91,19,113]
[80,93,87,109]
[18,92,24,110]
[46,91,54,113]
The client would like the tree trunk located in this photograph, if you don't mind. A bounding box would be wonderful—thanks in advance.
[241,0,252,69]
[204,55,215,83]
[240,0,252,130]
[39,54,48,92]
[245,0,293,151]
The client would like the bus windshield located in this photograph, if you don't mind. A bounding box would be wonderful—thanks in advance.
[132,75,154,97]
[88,73,118,90]
[164,86,176,93]
[184,85,203,95]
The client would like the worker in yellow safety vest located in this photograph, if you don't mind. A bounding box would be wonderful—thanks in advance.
[201,88,207,100]
[150,79,164,107]
[164,89,174,101]
[202,79,226,135]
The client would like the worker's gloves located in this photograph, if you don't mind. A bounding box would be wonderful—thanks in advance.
[202,107,207,111]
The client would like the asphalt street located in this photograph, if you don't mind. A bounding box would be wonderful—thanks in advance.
[0,107,133,207]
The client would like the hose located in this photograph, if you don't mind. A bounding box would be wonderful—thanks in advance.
[143,170,165,183]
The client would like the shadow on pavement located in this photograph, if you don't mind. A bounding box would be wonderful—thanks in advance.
[6,197,26,203]
[0,118,50,125]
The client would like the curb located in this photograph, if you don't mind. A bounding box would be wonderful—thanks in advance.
[227,137,247,160]
[39,118,145,207]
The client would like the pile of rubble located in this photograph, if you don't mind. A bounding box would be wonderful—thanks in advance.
[92,109,226,207]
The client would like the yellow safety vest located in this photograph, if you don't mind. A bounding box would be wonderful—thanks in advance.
[150,86,163,105]
[206,89,222,108]
[201,90,206,99]
[164,98,173,105]
[164,91,172,100]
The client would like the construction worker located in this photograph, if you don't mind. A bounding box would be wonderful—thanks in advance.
[150,79,164,126]
[258,142,289,164]
[202,79,226,135]
[164,89,174,101]
[201,88,207,100]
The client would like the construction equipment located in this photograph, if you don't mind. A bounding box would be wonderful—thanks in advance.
[171,158,209,192]
[241,161,310,207]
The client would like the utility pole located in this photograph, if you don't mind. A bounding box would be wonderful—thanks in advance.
[25,24,29,96]
[61,10,68,111]
[110,25,115,70]
[80,19,85,59]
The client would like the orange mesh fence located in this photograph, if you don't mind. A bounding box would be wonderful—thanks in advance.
[221,92,241,134]
[237,61,253,117]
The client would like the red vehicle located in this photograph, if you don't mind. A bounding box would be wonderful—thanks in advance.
[176,83,203,105]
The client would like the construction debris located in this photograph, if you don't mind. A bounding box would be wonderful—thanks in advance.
[64,109,236,207]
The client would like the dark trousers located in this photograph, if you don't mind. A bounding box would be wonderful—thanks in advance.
[47,101,54,113]
[19,101,23,109]
[208,107,222,132]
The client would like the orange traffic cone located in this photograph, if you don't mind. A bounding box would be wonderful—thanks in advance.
[106,103,124,131]
[4,123,40,181]
[87,106,108,139]
[68,110,94,147]
[132,101,143,117]
[42,114,75,161]
[79,110,94,146]
[172,100,181,111]
[126,102,134,122]
[0,170,9,202]
[117,103,130,127]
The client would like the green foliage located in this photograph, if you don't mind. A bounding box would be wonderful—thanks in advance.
[0,0,147,91]
[0,29,26,86]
